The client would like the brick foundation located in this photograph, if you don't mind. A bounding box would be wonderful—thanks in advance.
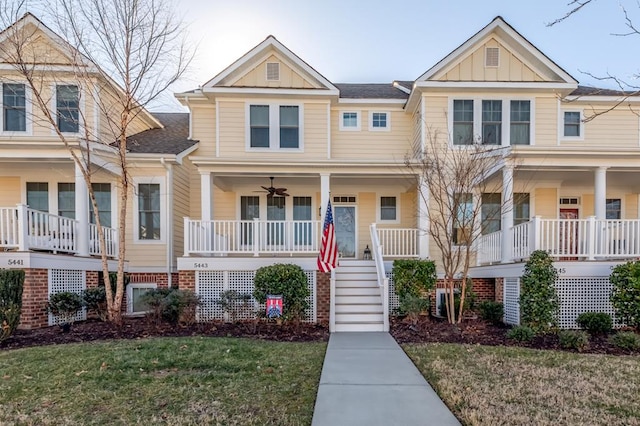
[128,272,174,288]
[18,268,49,330]
[178,270,195,291]
[495,278,504,303]
[430,277,496,315]
[316,272,330,323]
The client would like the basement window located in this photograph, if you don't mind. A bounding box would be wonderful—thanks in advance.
[127,283,157,315]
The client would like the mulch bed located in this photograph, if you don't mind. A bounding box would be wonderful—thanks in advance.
[2,315,638,356]
[0,317,330,351]
[391,315,640,356]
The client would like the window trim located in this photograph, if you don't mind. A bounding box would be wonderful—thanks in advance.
[448,97,535,148]
[339,110,361,131]
[1,82,32,136]
[126,282,157,315]
[560,109,584,141]
[133,177,166,244]
[245,102,304,151]
[51,83,84,136]
[368,111,391,132]
[377,194,400,224]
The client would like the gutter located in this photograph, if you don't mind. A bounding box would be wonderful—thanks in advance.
[160,157,174,288]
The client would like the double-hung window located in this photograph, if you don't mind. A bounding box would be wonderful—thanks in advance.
[3,83,26,132]
[481,193,501,235]
[248,104,301,149]
[482,100,502,145]
[453,100,474,145]
[563,111,581,137]
[380,196,397,222]
[137,183,161,240]
[514,193,530,226]
[56,85,80,133]
[510,100,530,145]
[340,111,360,130]
[26,182,49,212]
[90,183,112,227]
[606,198,621,220]
[453,193,473,245]
[57,183,75,219]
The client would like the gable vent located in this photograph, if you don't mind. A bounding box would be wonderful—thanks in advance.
[266,62,280,81]
[485,47,499,67]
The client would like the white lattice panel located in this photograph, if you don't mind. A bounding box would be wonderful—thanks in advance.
[195,269,316,322]
[229,271,258,321]
[196,271,225,321]
[503,277,520,325]
[48,269,86,326]
[556,277,617,329]
[386,272,400,313]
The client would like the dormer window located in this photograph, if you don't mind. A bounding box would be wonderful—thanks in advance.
[485,47,499,67]
[266,62,280,81]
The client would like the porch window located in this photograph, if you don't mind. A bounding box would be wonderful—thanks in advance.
[3,83,26,132]
[453,100,473,145]
[563,111,581,137]
[481,193,501,235]
[137,183,160,240]
[267,196,285,245]
[380,196,397,221]
[279,106,299,148]
[56,85,79,133]
[482,100,502,145]
[240,196,259,245]
[293,196,312,245]
[510,100,530,145]
[26,182,49,212]
[514,193,530,226]
[606,198,621,220]
[58,183,75,219]
[250,105,270,148]
[453,192,473,245]
[90,183,111,227]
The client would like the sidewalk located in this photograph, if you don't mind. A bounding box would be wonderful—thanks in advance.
[312,332,460,426]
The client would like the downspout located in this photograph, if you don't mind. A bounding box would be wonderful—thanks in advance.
[161,158,174,288]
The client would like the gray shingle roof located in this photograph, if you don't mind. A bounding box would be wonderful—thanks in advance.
[335,83,408,99]
[395,80,414,91]
[126,113,197,155]
[570,85,638,97]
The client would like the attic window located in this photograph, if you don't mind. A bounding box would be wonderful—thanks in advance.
[266,62,280,81]
[485,47,499,67]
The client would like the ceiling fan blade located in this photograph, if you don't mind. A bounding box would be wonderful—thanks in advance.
[261,186,271,191]
[275,187,287,192]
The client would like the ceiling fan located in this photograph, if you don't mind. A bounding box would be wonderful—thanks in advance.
[255,176,289,197]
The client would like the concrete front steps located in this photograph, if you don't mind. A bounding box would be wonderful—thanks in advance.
[334,261,385,332]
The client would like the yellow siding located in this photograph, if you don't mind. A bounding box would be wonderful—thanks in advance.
[534,97,558,146]
[575,108,639,148]
[190,105,216,157]
[331,109,411,160]
[232,54,318,89]
[582,194,594,217]
[625,194,638,219]
[441,38,546,82]
[0,177,20,205]
[172,162,190,265]
[189,170,201,218]
[534,188,557,218]
[218,101,246,156]
[357,192,376,257]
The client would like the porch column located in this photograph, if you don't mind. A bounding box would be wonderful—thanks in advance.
[320,173,330,219]
[501,165,514,263]
[418,174,429,258]
[594,166,607,220]
[75,162,90,257]
[200,171,213,221]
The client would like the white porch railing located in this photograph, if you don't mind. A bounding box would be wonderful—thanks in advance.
[0,205,117,258]
[477,216,640,265]
[89,223,119,258]
[370,223,389,332]
[184,218,321,256]
[375,227,420,257]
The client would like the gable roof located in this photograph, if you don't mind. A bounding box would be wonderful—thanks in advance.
[416,16,577,85]
[126,113,197,155]
[202,35,338,94]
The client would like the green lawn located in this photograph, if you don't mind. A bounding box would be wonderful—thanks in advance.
[0,337,326,425]
[404,343,640,426]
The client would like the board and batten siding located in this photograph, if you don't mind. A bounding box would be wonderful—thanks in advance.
[232,55,318,89]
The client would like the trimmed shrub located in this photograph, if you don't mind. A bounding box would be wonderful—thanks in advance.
[519,250,559,334]
[507,325,535,342]
[82,287,108,321]
[576,312,613,335]
[558,330,589,351]
[609,260,640,330]
[392,259,437,298]
[141,288,200,326]
[47,292,83,329]
[397,294,430,325]
[0,270,25,342]
[253,264,309,321]
[609,331,640,351]
[478,301,504,325]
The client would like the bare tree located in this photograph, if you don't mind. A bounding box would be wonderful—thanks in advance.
[0,0,192,324]
[407,128,514,324]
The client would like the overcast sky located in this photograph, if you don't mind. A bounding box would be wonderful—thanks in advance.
[155,0,640,111]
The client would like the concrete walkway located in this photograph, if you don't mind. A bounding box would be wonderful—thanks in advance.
[312,332,460,426]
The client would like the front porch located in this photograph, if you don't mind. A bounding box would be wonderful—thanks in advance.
[0,205,118,258]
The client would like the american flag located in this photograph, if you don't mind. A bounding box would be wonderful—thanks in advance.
[317,200,338,272]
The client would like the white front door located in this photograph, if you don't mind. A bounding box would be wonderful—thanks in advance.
[334,205,357,258]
